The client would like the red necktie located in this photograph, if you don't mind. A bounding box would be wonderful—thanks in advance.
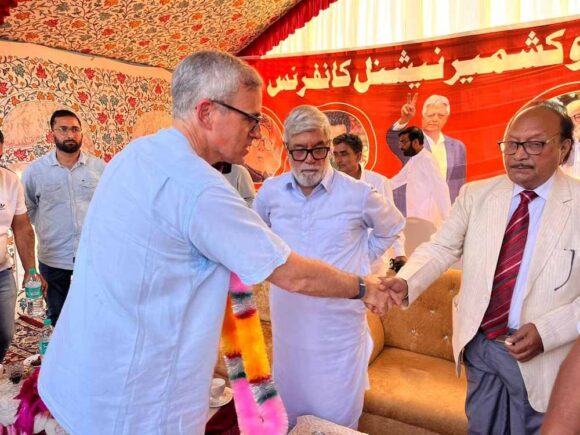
[481,190,538,340]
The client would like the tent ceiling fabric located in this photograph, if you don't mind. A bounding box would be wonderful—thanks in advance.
[0,0,301,69]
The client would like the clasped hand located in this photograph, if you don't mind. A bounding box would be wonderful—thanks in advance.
[362,276,409,316]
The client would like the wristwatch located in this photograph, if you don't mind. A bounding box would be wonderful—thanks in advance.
[351,276,366,299]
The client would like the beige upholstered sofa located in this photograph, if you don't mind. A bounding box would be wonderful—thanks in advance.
[215,269,467,434]
[359,269,467,434]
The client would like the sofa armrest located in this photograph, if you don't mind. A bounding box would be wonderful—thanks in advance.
[367,311,385,365]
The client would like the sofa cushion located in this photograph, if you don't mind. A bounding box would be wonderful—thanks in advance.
[367,310,385,365]
[365,346,467,435]
[381,269,461,362]
[253,282,271,322]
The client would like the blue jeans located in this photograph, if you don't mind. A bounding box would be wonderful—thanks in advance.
[39,262,73,326]
[0,268,17,363]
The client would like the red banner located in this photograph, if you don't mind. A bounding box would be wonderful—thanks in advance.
[247,19,580,183]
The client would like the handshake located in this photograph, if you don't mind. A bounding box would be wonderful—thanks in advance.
[362,276,409,317]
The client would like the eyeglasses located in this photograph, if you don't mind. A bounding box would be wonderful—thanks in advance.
[497,133,561,155]
[211,100,263,132]
[572,114,580,122]
[287,146,331,162]
[53,126,82,135]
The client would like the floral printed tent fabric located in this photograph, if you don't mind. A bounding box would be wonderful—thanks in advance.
[0,0,319,69]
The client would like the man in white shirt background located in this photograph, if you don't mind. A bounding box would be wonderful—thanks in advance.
[332,132,407,273]
[386,93,466,214]
[0,130,44,363]
[390,126,451,229]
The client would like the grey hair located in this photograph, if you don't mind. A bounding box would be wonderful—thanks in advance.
[171,50,263,120]
[422,94,450,117]
[283,105,331,143]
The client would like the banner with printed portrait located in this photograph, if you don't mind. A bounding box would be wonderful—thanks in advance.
[246,18,580,186]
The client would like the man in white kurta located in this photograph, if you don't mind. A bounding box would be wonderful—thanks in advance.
[361,169,407,274]
[253,106,405,428]
[390,126,451,228]
[333,133,407,274]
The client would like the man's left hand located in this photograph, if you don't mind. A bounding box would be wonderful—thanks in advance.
[22,271,49,297]
[505,323,544,362]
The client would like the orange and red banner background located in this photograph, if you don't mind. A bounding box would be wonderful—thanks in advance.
[246,18,579,182]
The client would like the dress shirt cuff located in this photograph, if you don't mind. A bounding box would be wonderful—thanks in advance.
[393,243,406,257]
[392,120,408,131]
[534,314,578,354]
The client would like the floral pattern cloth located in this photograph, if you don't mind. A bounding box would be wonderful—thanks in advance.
[0,0,301,69]
[0,54,172,168]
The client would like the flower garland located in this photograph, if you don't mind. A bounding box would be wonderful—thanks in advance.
[13,367,50,434]
[220,274,287,434]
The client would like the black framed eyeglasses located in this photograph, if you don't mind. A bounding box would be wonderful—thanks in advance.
[286,146,331,162]
[53,126,82,135]
[497,132,561,156]
[211,100,262,132]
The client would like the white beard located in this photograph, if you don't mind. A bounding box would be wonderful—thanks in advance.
[291,160,330,188]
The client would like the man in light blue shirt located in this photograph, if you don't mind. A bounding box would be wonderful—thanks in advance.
[254,105,405,428]
[38,51,392,435]
[22,109,105,325]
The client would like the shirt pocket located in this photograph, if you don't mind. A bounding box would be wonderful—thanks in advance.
[548,248,577,292]
[78,178,98,202]
[310,213,358,256]
[41,183,64,204]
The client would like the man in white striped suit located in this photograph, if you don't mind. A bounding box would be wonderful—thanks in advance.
[383,101,579,433]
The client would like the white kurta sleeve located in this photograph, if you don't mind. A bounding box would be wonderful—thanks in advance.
[379,177,406,257]
[390,159,411,190]
[363,187,405,263]
[422,156,452,226]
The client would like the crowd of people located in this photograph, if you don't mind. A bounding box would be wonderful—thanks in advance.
[0,49,578,434]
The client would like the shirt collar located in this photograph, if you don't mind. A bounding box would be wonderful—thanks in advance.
[48,150,87,167]
[425,132,445,147]
[359,165,367,182]
[415,148,427,158]
[512,173,556,201]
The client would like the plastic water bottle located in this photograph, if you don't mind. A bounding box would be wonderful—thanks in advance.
[38,318,52,356]
[24,268,44,318]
